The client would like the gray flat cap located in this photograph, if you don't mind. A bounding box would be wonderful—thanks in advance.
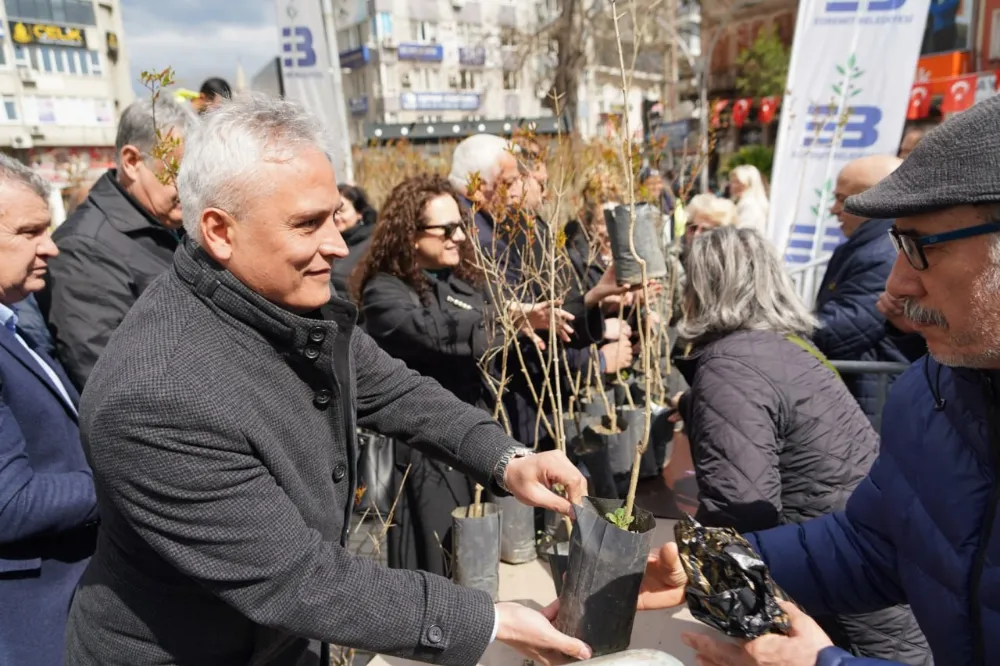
[846,94,1000,219]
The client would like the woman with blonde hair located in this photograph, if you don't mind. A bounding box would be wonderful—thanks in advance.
[728,164,770,235]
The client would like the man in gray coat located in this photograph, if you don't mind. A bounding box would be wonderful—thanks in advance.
[64,94,591,666]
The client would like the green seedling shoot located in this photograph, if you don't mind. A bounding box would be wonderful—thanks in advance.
[605,507,634,530]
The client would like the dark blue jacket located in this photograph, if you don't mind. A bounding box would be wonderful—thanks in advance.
[0,318,97,665]
[812,219,923,420]
[747,357,1000,665]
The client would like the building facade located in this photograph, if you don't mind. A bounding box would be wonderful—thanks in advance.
[325,0,692,143]
[0,0,133,190]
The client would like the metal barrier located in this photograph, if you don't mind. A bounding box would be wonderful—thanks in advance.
[577,649,685,666]
[787,255,832,310]
[829,360,911,433]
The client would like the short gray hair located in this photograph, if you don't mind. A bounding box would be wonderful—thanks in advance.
[678,226,818,344]
[448,133,518,193]
[115,97,196,167]
[178,92,334,242]
[0,153,50,203]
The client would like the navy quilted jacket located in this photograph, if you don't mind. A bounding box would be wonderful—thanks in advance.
[748,357,1000,665]
[812,219,923,420]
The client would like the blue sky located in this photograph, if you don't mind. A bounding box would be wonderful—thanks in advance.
[121,0,280,95]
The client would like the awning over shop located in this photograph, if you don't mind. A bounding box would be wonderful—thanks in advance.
[364,116,569,142]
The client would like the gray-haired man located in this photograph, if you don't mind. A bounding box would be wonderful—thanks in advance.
[65,93,592,666]
[39,96,196,390]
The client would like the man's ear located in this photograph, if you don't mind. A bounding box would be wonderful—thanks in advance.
[118,145,143,181]
[200,208,237,263]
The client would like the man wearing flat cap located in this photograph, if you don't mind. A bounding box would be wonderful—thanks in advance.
[639,94,1000,666]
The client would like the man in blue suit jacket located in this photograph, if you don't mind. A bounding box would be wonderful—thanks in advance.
[813,156,925,421]
[0,153,97,665]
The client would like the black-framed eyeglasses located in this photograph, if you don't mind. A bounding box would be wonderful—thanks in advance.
[420,222,466,240]
[889,221,1000,271]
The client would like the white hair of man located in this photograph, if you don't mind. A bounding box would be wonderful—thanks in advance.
[0,153,50,204]
[114,97,197,168]
[448,133,519,193]
[178,92,334,243]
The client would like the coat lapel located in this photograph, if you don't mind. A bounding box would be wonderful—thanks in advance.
[0,327,79,419]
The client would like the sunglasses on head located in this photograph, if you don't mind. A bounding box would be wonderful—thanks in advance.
[889,221,1000,271]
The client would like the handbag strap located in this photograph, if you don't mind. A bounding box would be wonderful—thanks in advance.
[785,334,840,379]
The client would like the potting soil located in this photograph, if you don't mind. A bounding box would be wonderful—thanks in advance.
[673,515,792,639]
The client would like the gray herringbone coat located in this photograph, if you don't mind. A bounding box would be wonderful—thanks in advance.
[64,240,513,666]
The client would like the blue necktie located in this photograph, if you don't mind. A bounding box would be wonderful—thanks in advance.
[4,310,17,334]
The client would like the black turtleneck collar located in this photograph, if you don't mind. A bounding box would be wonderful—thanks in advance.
[91,170,183,241]
[172,238,358,363]
[342,222,373,247]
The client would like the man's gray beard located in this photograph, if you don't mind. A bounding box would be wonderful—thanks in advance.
[919,263,1000,368]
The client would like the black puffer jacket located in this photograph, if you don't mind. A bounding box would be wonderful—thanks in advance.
[676,329,932,665]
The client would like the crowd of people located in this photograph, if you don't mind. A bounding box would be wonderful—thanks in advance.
[2,67,998,666]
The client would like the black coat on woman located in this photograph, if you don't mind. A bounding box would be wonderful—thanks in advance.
[331,223,374,301]
[675,329,932,665]
[361,269,495,576]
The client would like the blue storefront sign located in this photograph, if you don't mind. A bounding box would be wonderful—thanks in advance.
[349,96,369,115]
[338,46,370,69]
[400,92,480,111]
[398,42,443,62]
[458,46,486,66]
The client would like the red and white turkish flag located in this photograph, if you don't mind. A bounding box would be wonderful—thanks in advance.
[907,84,930,120]
[711,100,730,128]
[732,98,752,127]
[942,75,977,115]
[758,96,780,125]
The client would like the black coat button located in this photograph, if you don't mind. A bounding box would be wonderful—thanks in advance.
[332,463,347,482]
[309,327,326,343]
[426,625,443,644]
[303,346,320,360]
[314,390,332,408]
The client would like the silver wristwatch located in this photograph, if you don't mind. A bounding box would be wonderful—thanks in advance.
[494,446,536,492]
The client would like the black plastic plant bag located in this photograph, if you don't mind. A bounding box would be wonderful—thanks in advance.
[674,515,792,639]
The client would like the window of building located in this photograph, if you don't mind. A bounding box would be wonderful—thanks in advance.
[2,95,17,121]
[5,0,96,25]
[410,20,436,42]
[459,70,475,90]
[339,25,363,50]
[500,28,517,47]
[503,71,518,90]
[36,46,50,72]
[17,45,101,76]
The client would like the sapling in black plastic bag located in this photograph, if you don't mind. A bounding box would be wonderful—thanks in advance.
[674,515,792,639]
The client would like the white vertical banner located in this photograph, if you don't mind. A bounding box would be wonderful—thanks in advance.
[276,0,354,183]
[769,0,930,266]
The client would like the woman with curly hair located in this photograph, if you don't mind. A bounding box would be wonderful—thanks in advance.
[350,174,570,575]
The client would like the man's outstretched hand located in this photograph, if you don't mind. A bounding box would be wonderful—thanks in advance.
[637,542,688,610]
[504,450,587,517]
[682,600,834,666]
